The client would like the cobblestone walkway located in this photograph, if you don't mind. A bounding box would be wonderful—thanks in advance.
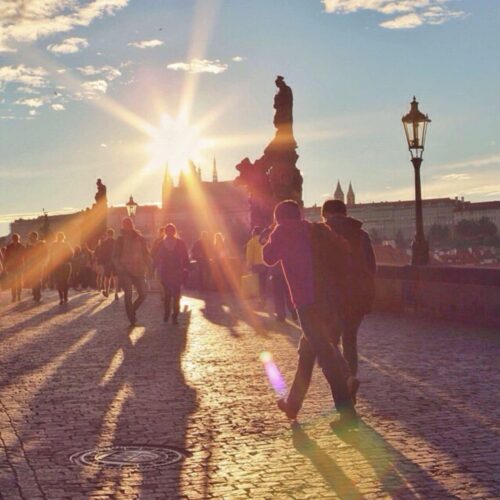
[0,290,499,499]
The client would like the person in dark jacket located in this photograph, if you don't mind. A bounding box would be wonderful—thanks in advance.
[50,232,73,304]
[323,199,376,379]
[4,233,25,302]
[262,200,357,428]
[191,231,211,290]
[113,217,151,326]
[24,231,48,303]
[100,229,118,299]
[154,224,190,324]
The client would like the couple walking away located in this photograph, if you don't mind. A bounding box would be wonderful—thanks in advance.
[113,217,189,326]
[262,199,375,429]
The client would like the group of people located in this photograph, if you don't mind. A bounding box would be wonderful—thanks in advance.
[0,229,119,305]
[260,199,375,429]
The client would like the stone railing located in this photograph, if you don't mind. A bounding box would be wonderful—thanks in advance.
[374,265,500,327]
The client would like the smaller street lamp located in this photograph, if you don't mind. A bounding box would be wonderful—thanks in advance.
[126,195,138,218]
[402,97,431,265]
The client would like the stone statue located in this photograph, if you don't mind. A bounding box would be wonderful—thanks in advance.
[95,178,107,205]
[234,76,303,228]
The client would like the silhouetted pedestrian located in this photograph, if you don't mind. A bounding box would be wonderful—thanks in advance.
[154,224,190,324]
[113,217,151,326]
[24,231,48,303]
[246,227,268,305]
[4,234,25,302]
[50,232,73,305]
[100,228,118,299]
[262,200,357,428]
[191,231,211,290]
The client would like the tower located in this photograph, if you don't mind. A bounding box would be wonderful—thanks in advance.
[162,164,173,209]
[212,157,218,183]
[334,180,345,203]
[347,181,355,206]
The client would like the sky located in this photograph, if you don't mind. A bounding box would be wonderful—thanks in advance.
[0,0,499,235]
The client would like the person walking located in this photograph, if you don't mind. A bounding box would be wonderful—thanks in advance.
[4,234,25,302]
[269,263,297,323]
[80,243,94,291]
[322,200,376,380]
[154,224,190,324]
[50,232,73,304]
[71,246,83,290]
[24,231,48,303]
[246,227,268,306]
[113,217,151,326]
[100,229,118,299]
[262,200,358,428]
[191,231,211,290]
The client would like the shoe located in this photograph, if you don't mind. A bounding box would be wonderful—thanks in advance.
[59,299,64,305]
[115,293,119,300]
[277,398,298,420]
[103,290,109,298]
[330,410,359,432]
[347,376,360,406]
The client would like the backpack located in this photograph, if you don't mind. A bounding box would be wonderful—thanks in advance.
[308,222,350,319]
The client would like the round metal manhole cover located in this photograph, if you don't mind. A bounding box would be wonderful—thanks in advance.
[70,446,186,469]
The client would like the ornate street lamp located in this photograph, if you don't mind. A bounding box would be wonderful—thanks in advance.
[402,97,431,265]
[126,195,138,218]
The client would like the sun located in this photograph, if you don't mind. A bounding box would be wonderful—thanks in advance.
[145,114,210,175]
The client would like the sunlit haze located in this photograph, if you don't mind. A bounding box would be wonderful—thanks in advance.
[1,0,499,234]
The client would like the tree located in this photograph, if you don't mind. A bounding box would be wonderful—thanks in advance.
[428,224,451,247]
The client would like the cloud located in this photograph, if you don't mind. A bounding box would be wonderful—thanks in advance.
[232,56,245,62]
[51,103,65,111]
[0,0,129,53]
[0,65,48,90]
[128,39,164,49]
[167,58,228,74]
[438,154,500,171]
[321,0,466,29]
[77,65,122,81]
[438,173,471,181]
[47,37,89,54]
[16,86,41,95]
[81,79,108,98]
[14,97,45,108]
[29,109,38,116]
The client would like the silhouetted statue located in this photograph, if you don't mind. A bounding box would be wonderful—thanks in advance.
[235,76,303,227]
[95,178,107,206]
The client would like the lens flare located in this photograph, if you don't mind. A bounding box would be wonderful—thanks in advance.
[260,351,287,396]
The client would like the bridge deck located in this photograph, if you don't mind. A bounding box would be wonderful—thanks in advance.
[0,291,498,499]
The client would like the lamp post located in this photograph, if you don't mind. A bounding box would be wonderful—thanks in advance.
[402,97,431,265]
[126,195,138,218]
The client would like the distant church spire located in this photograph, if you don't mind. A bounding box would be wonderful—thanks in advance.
[212,157,218,183]
[347,181,355,206]
[334,180,345,203]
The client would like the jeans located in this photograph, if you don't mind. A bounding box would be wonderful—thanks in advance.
[272,273,296,319]
[288,305,353,415]
[32,281,42,302]
[9,272,22,301]
[120,273,147,322]
[162,284,180,320]
[331,314,363,377]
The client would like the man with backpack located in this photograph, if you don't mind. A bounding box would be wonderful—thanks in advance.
[113,217,151,326]
[323,199,376,380]
[262,200,358,428]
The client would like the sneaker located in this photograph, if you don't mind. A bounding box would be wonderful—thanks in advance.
[347,376,360,406]
[277,398,298,420]
[102,290,109,298]
[330,410,359,432]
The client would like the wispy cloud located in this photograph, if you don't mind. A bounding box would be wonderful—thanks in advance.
[167,58,228,74]
[128,39,164,49]
[77,65,122,81]
[0,65,48,90]
[14,97,46,108]
[81,79,108,99]
[0,0,129,53]
[51,103,65,111]
[232,56,245,62]
[437,154,500,171]
[47,37,89,54]
[322,0,466,29]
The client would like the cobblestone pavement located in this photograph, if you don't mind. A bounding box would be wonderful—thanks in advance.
[0,289,499,499]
